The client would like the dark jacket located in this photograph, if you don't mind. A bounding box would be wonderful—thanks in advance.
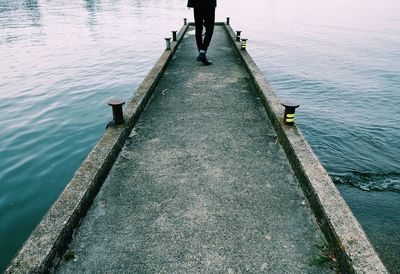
[187,0,217,8]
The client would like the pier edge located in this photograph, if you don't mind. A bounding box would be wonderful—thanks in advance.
[5,23,189,274]
[222,23,387,274]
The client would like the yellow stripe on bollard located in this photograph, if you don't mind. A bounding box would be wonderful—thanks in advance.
[281,101,299,125]
[241,39,248,50]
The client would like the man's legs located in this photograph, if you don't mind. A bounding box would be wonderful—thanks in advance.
[193,8,205,52]
[193,7,214,65]
[202,7,215,52]
[193,7,216,52]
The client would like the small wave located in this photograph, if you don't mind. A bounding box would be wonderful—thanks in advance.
[332,172,400,192]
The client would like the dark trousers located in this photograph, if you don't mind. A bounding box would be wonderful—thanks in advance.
[193,7,215,52]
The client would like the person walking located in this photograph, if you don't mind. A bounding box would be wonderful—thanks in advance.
[187,0,217,65]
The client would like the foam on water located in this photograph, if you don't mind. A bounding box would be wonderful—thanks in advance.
[334,173,400,192]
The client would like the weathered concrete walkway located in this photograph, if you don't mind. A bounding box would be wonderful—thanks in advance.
[57,26,331,273]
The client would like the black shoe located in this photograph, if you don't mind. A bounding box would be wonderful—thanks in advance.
[197,52,212,65]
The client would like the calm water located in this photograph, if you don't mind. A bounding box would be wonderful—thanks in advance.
[1,0,399,272]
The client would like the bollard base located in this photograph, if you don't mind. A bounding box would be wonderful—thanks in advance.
[106,119,125,129]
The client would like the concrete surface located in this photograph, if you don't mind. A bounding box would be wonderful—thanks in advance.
[224,25,388,273]
[4,23,188,274]
[56,26,331,273]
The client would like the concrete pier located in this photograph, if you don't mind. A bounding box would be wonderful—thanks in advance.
[6,23,387,274]
[56,25,329,273]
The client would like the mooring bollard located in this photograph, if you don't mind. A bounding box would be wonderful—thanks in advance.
[183,18,187,25]
[281,101,300,125]
[241,38,248,50]
[236,31,242,42]
[165,38,171,50]
[108,99,125,126]
[226,17,230,25]
[172,31,177,42]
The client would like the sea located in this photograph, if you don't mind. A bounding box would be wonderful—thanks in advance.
[0,0,399,272]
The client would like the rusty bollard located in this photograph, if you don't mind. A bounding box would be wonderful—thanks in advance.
[226,17,230,25]
[183,18,187,25]
[108,99,125,126]
[172,31,177,42]
[281,101,300,125]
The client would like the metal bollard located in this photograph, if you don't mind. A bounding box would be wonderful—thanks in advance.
[236,31,242,42]
[108,99,125,126]
[172,31,177,42]
[241,38,248,50]
[183,18,187,25]
[281,101,300,125]
[226,17,230,25]
[165,38,171,50]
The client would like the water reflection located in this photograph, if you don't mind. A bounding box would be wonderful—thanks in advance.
[23,0,41,26]
[84,0,97,26]
[24,0,39,8]
[0,0,41,27]
[0,0,42,45]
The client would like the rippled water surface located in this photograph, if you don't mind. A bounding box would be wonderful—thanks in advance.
[1,0,399,272]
